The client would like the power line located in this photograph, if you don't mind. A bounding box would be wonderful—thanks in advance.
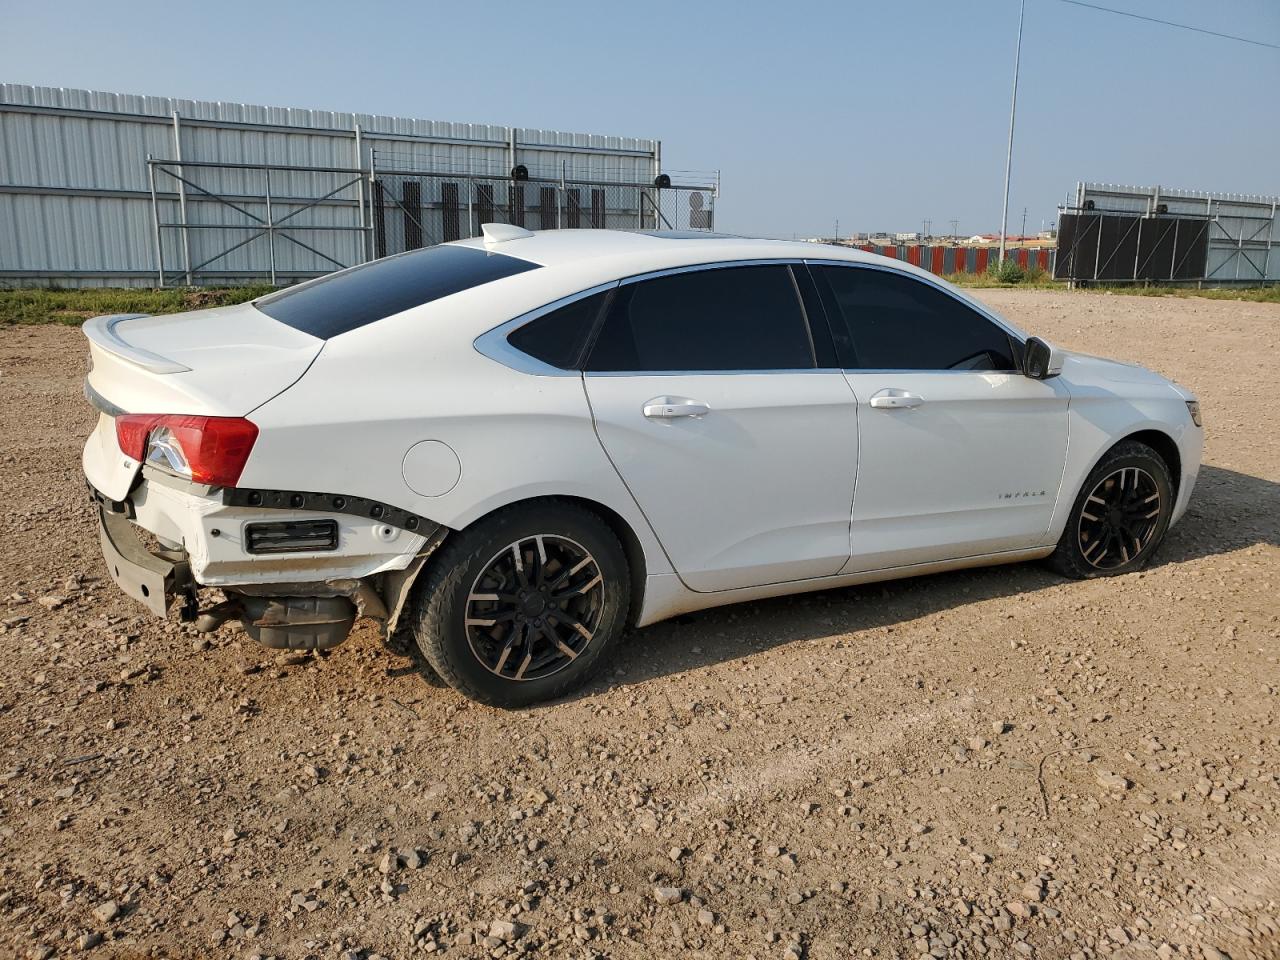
[1059,0,1280,51]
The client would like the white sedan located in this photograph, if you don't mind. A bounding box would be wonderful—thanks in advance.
[82,227,1202,706]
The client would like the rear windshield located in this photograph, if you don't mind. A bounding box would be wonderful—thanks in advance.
[255,244,540,339]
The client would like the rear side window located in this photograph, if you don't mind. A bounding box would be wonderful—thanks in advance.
[816,266,1017,371]
[507,291,610,369]
[585,265,814,372]
[255,244,540,339]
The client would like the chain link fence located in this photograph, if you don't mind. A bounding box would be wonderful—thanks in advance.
[370,155,716,257]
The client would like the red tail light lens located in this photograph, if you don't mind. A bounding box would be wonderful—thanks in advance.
[114,414,258,487]
[114,414,160,462]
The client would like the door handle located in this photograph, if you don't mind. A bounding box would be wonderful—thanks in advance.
[869,389,924,409]
[643,396,711,419]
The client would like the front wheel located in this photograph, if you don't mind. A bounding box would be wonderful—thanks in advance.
[409,501,630,707]
[1048,440,1174,579]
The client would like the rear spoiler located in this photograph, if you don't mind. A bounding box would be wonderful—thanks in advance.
[82,314,192,375]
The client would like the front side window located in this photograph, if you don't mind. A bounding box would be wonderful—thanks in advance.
[816,266,1017,371]
[256,244,540,339]
[584,265,814,372]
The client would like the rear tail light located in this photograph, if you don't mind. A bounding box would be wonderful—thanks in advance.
[115,414,258,487]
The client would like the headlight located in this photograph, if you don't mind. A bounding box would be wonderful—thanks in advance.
[1186,400,1202,427]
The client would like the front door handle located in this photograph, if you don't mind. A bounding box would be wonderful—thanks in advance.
[869,389,924,409]
[643,396,711,419]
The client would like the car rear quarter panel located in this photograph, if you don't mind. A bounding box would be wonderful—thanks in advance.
[239,282,672,578]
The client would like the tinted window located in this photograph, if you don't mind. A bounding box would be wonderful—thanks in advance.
[817,266,1016,371]
[507,291,609,369]
[256,244,540,339]
[585,265,814,372]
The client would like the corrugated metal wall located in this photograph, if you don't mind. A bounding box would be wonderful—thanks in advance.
[1066,183,1279,284]
[0,84,661,287]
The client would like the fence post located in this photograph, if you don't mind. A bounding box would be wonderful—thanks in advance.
[264,166,277,286]
[172,111,193,285]
[367,148,379,262]
[355,124,368,264]
[146,155,165,288]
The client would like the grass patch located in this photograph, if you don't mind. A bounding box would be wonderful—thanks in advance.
[945,270,1061,290]
[945,271,1278,302]
[0,286,274,326]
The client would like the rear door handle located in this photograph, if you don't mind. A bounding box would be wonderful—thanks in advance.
[643,396,711,419]
[869,389,924,409]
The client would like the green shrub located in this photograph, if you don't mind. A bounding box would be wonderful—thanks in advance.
[989,258,1027,284]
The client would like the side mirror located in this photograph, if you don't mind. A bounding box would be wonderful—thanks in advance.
[1023,336,1062,380]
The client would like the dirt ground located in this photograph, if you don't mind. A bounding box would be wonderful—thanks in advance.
[0,289,1277,960]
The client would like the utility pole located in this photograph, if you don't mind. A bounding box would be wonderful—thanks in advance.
[950,219,960,241]
[834,217,839,242]
[999,0,1026,264]
[1020,207,1028,240]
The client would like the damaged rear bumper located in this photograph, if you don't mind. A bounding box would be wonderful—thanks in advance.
[89,478,447,650]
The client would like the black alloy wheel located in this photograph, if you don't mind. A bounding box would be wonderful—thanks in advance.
[409,500,630,707]
[464,534,606,682]
[1076,466,1163,570]
[1048,439,1174,580]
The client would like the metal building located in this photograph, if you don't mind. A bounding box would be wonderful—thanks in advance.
[1056,182,1279,286]
[0,84,718,288]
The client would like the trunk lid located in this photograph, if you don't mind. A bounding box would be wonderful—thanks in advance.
[83,302,322,417]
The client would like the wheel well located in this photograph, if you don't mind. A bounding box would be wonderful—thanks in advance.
[1118,430,1181,497]
[559,496,647,625]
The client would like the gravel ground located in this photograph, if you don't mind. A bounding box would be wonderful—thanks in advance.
[0,289,1277,960]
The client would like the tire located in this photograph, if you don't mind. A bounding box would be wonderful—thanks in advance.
[409,501,630,707]
[1048,440,1174,579]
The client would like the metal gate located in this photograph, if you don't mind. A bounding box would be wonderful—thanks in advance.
[146,157,371,287]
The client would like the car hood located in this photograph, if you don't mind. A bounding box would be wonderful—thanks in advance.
[1058,350,1193,399]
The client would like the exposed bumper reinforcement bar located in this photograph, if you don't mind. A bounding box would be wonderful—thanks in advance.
[97,504,192,617]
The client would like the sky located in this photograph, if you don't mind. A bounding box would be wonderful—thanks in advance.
[2,0,1277,238]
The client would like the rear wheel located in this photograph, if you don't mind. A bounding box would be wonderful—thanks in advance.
[410,501,630,706]
[1049,440,1173,579]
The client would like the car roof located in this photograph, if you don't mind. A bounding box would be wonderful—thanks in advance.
[437,228,1024,341]
[449,228,888,271]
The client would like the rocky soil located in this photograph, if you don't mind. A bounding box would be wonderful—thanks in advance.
[0,289,1277,960]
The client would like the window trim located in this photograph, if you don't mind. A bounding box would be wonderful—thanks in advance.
[474,281,620,377]
[805,259,1027,374]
